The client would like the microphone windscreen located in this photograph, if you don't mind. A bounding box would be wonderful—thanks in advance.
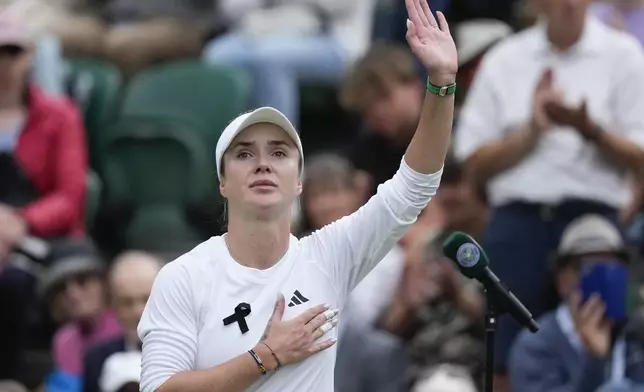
[442,231,489,279]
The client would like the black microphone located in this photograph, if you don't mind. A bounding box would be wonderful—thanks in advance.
[442,231,539,333]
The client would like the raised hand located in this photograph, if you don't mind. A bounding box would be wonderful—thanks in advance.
[260,294,339,367]
[569,291,612,358]
[405,0,458,85]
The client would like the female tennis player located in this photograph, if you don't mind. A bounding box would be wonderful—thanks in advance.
[138,1,457,391]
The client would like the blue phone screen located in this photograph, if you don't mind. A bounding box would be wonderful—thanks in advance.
[579,261,628,322]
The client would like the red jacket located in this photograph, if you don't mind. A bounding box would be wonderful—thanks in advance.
[15,86,88,238]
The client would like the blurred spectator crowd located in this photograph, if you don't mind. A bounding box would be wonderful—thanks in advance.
[2,0,644,391]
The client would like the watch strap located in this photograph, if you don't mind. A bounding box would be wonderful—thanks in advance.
[426,79,456,96]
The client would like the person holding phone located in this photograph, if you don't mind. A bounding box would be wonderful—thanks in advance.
[508,214,644,392]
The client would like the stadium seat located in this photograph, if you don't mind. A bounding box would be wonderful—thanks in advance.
[64,58,123,169]
[102,116,219,253]
[97,60,249,252]
[118,60,250,147]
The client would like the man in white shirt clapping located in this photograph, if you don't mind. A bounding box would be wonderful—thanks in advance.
[454,0,644,383]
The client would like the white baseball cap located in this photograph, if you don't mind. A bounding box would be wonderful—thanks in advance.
[99,351,142,392]
[456,19,512,66]
[215,107,304,180]
[0,15,32,49]
[412,365,477,392]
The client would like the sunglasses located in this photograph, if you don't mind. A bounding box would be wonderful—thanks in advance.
[0,45,24,57]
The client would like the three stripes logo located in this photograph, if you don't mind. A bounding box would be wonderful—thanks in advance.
[287,290,310,307]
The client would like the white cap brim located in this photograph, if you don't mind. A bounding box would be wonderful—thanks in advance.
[99,351,142,392]
[456,19,512,66]
[215,107,303,180]
[412,365,477,392]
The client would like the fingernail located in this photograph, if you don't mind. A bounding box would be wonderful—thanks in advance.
[332,318,339,326]
[406,18,411,28]
[323,303,331,309]
[331,338,338,343]
[323,309,338,320]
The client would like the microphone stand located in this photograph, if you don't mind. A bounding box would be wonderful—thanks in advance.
[484,293,496,392]
[480,286,539,392]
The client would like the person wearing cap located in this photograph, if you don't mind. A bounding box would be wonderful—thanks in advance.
[0,14,88,380]
[0,14,88,257]
[411,364,478,392]
[453,0,644,379]
[0,380,29,392]
[508,214,644,392]
[99,351,142,392]
[41,240,122,392]
[0,5,66,97]
[138,1,457,391]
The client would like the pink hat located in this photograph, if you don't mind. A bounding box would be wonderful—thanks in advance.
[0,15,31,48]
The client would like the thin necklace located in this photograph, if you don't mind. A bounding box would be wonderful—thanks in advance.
[224,234,290,268]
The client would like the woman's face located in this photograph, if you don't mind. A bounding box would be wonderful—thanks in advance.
[52,273,106,323]
[0,45,30,91]
[220,123,302,217]
[304,185,361,230]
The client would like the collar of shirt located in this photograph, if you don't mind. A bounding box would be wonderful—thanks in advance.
[556,305,585,352]
[531,15,608,58]
[0,118,25,153]
[0,131,18,152]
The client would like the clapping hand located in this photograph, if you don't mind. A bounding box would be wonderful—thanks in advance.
[531,69,564,133]
[405,0,458,86]
[569,291,612,357]
[545,100,601,140]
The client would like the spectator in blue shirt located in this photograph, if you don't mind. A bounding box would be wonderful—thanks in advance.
[509,214,644,392]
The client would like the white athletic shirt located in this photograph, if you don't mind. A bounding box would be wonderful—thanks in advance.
[138,158,442,392]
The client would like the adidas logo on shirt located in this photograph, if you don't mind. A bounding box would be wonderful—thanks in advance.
[287,290,309,307]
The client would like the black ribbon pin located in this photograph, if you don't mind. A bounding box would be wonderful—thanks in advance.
[223,302,252,334]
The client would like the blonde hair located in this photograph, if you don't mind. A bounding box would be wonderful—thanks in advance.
[340,42,419,111]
